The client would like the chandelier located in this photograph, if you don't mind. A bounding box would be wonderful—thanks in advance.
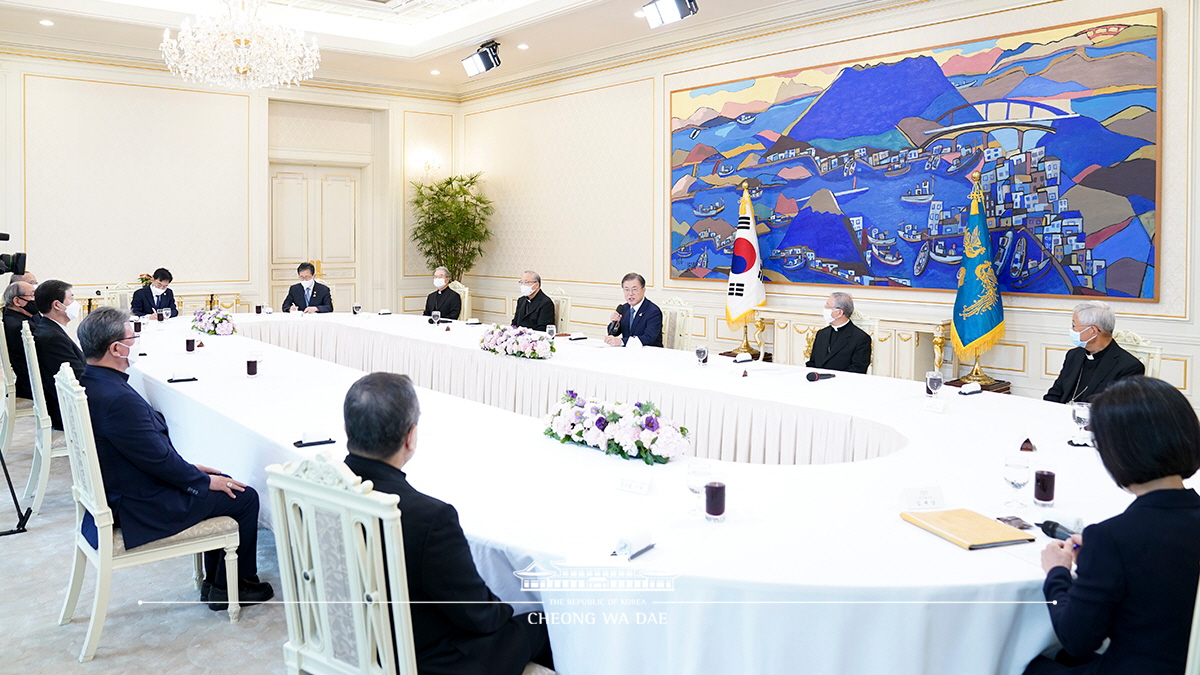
[160,0,320,90]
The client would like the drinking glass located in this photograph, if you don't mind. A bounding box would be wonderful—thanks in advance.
[925,370,944,397]
[695,345,709,365]
[432,310,441,324]
[156,309,166,322]
[1003,453,1031,508]
[352,303,362,315]
[546,324,556,338]
[1071,402,1092,446]
[705,482,726,522]
[247,351,262,378]
[686,462,711,516]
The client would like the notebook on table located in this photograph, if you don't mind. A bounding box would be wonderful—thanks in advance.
[901,509,1036,550]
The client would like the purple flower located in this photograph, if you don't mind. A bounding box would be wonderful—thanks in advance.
[644,416,660,432]
[566,390,578,400]
[635,402,643,409]
[595,416,608,431]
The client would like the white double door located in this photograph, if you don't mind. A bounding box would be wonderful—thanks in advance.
[269,163,360,311]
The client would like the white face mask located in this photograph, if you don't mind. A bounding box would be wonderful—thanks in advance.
[117,339,140,365]
[151,285,165,296]
[434,277,447,289]
[63,300,81,322]
[822,308,836,324]
[519,284,533,297]
[301,279,315,290]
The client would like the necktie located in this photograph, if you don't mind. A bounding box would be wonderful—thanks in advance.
[305,287,312,305]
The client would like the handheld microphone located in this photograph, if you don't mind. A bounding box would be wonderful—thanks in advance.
[1037,520,1078,541]
[607,304,625,336]
[806,372,836,381]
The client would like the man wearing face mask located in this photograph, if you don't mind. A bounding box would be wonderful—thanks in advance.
[511,270,555,331]
[130,267,179,318]
[75,307,274,610]
[33,279,85,429]
[3,281,40,399]
[423,266,461,321]
[805,291,871,374]
[281,262,333,314]
[1045,301,1144,404]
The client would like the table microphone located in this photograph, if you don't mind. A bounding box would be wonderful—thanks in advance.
[1038,520,1077,541]
[807,372,836,381]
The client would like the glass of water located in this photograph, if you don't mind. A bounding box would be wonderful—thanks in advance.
[695,345,709,365]
[1003,453,1031,508]
[1071,401,1092,446]
[925,370,944,397]
[546,324,556,339]
[431,310,441,324]
[686,462,711,515]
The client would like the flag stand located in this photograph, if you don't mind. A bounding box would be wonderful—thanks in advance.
[731,326,760,358]
[959,358,996,385]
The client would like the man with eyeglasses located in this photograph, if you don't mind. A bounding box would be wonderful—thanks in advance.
[75,306,274,610]
[2,281,40,399]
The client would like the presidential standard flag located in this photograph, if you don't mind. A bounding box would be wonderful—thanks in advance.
[725,187,767,330]
[951,179,1005,361]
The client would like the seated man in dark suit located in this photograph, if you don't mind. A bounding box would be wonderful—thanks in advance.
[423,266,461,320]
[342,373,554,675]
[76,307,273,609]
[130,267,179,318]
[805,291,871,374]
[281,262,333,313]
[604,272,663,347]
[511,270,555,331]
[1045,301,1144,404]
[3,281,40,399]
[33,279,85,429]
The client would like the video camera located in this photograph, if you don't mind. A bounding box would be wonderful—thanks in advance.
[0,232,27,276]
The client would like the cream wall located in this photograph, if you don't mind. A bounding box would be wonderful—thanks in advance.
[454,0,1198,403]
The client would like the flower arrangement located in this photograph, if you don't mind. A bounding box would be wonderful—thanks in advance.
[191,308,237,336]
[544,390,689,465]
[479,325,555,359]
[137,273,153,287]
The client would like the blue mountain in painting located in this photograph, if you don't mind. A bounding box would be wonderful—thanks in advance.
[775,191,862,263]
[787,56,979,140]
[1040,116,1150,179]
[1007,76,1090,98]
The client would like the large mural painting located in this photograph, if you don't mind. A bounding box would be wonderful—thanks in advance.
[670,11,1160,299]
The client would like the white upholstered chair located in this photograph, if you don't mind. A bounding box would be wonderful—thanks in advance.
[660,297,693,351]
[54,364,240,663]
[449,280,472,320]
[267,454,419,675]
[544,287,572,334]
[849,310,879,375]
[101,282,135,312]
[0,320,36,461]
[1113,329,1163,378]
[20,321,66,514]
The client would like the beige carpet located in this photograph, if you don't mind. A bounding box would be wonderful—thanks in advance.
[0,416,288,674]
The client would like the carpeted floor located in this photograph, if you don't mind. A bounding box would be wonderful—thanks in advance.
[0,416,288,674]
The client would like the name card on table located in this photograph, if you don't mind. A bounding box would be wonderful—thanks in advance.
[900,486,945,511]
[616,474,653,495]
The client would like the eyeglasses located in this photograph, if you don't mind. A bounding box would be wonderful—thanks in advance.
[109,335,138,347]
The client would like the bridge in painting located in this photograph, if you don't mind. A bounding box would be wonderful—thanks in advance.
[917,99,1079,148]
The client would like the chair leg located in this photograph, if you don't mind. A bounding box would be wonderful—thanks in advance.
[224,545,240,623]
[79,556,113,662]
[23,423,52,514]
[59,545,88,625]
[193,553,204,590]
[0,402,14,459]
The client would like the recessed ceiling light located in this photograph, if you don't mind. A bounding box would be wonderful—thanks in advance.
[634,11,645,17]
[430,70,440,75]
[517,44,529,50]
[39,19,54,26]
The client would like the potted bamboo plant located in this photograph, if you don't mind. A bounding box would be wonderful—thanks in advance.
[409,173,495,282]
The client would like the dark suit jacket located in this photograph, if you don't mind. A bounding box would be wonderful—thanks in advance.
[610,298,663,347]
[3,307,39,399]
[1036,489,1200,675]
[806,320,871,374]
[130,286,179,318]
[1044,341,1144,404]
[34,318,85,430]
[78,365,211,550]
[281,282,333,313]
[512,291,555,330]
[344,454,535,675]
[424,288,461,320]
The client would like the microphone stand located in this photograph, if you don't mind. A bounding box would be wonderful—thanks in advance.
[0,442,32,536]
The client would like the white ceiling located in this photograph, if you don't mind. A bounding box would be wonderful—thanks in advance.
[0,0,869,93]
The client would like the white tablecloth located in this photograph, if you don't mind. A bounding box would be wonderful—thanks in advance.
[123,318,1145,675]
[238,313,908,465]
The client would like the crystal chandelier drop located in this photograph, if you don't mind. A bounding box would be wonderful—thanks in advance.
[160,0,320,90]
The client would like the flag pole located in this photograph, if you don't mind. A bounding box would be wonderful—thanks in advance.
[952,170,1002,386]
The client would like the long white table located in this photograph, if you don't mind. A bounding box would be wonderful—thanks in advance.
[124,317,1147,675]
[238,313,911,465]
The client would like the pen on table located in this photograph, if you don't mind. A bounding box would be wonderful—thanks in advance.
[628,543,655,561]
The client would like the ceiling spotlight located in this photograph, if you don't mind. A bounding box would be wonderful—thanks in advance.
[39,19,54,26]
[462,40,501,77]
[642,0,699,28]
